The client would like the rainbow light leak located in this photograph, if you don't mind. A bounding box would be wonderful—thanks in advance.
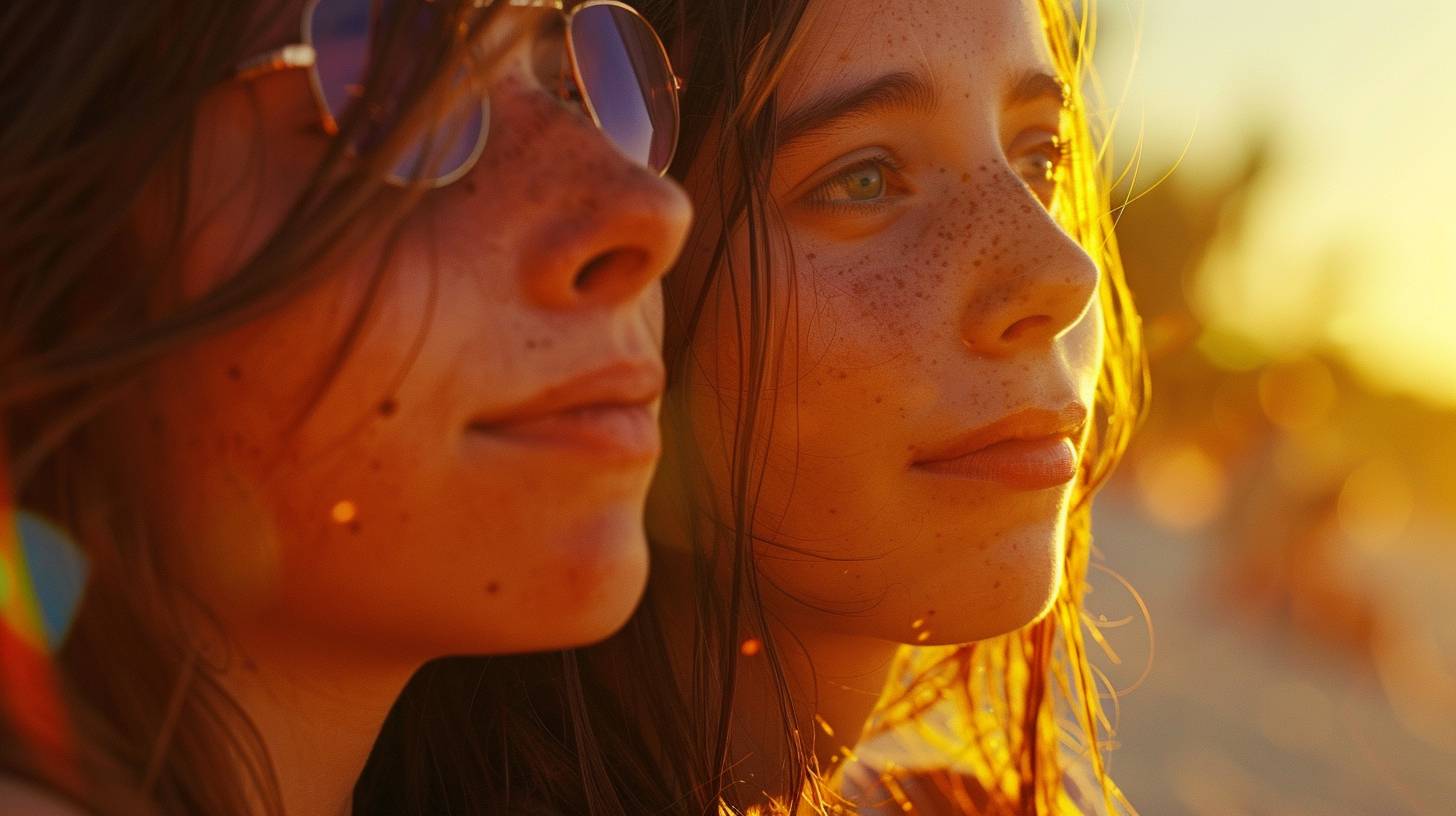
[0,441,79,789]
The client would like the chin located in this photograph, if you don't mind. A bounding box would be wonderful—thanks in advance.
[976,573,1062,640]
[532,508,651,648]
[988,519,1067,624]
[901,584,1061,646]
[896,519,1066,645]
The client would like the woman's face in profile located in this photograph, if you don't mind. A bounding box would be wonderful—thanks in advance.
[673,0,1102,643]
[132,11,691,658]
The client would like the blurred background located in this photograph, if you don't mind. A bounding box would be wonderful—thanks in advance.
[1084,1,1456,813]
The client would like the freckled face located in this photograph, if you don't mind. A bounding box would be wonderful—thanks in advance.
[668,0,1102,643]
[134,19,691,659]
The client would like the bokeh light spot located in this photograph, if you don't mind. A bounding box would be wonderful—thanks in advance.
[1135,443,1228,531]
[1337,458,1414,552]
[331,501,358,525]
[1258,358,1337,432]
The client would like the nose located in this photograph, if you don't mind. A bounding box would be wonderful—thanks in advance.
[958,174,1099,356]
[505,93,692,311]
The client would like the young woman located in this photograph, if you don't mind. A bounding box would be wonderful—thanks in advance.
[0,1,690,813]
[648,0,1145,810]
[359,0,1144,813]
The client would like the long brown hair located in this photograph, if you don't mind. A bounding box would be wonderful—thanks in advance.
[0,2,513,812]
[358,0,1144,814]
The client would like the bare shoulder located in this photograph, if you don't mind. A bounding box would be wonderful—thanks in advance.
[0,775,90,815]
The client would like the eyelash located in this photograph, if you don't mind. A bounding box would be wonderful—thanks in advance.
[1017,132,1070,203]
[801,152,906,212]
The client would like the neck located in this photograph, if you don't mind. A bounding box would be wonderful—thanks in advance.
[214,624,416,816]
[651,554,901,809]
[736,619,901,805]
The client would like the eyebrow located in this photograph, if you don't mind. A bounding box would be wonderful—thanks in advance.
[1006,70,1070,109]
[776,69,940,148]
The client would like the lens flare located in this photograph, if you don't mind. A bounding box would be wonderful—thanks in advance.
[1,447,80,789]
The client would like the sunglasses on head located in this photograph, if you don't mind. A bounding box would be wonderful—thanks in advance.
[234,0,681,187]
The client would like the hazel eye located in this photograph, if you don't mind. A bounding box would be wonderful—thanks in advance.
[1011,132,1066,208]
[805,156,902,208]
[837,164,886,201]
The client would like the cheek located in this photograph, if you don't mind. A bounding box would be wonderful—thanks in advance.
[136,244,418,606]
[134,272,374,606]
[785,188,1000,397]
[682,256,941,566]
[1068,293,1105,400]
[144,238,656,653]
[763,231,962,463]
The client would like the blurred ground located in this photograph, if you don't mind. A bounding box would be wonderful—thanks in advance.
[1094,491,1456,816]
[1080,80,1456,811]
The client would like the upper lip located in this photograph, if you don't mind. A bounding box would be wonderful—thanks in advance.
[467,360,666,431]
[913,403,1089,465]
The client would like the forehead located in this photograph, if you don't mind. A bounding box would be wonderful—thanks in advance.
[777,0,1052,109]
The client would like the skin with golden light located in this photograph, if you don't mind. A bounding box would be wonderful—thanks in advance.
[671,0,1100,651]
[653,0,1102,797]
[117,12,690,814]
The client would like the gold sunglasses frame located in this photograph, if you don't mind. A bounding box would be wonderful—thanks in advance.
[233,0,682,187]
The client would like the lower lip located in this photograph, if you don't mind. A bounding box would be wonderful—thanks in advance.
[914,436,1078,490]
[468,404,660,463]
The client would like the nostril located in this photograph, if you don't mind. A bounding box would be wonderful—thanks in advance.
[1001,314,1052,344]
[573,248,649,295]
[574,252,615,290]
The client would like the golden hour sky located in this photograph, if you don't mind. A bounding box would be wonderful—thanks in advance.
[1095,0,1456,406]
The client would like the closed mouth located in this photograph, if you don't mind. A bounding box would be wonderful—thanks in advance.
[913,403,1088,490]
[466,361,665,463]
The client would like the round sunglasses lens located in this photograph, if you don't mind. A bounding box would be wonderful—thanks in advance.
[569,4,679,173]
[387,91,487,185]
[308,0,486,184]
